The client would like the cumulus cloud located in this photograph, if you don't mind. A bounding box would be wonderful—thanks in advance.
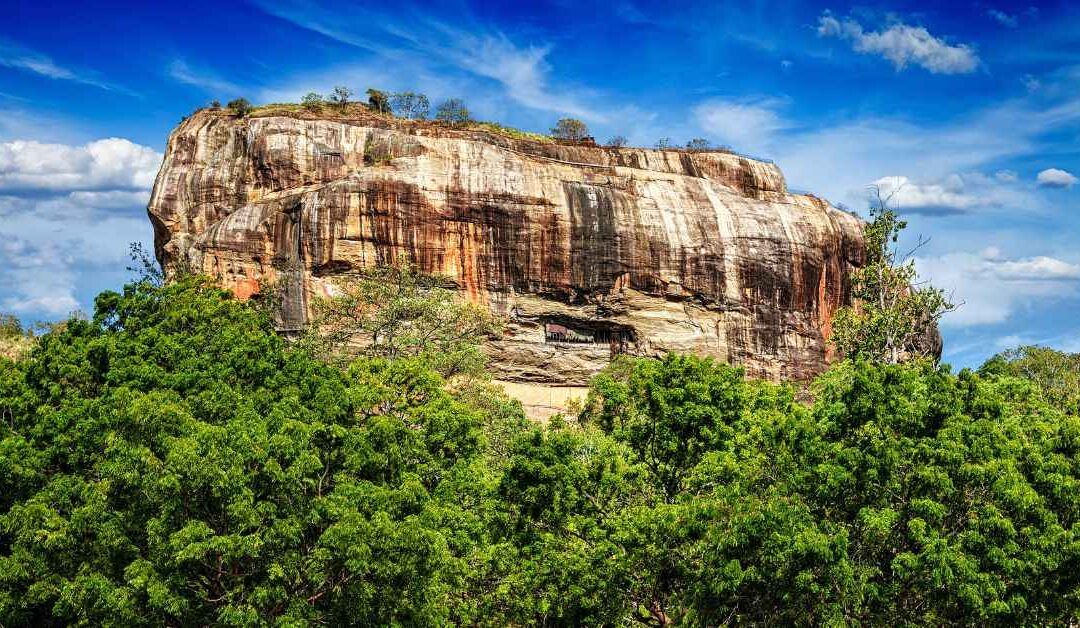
[918,248,1080,327]
[0,136,160,319]
[816,14,979,74]
[1036,168,1077,188]
[870,172,1031,215]
[0,138,161,193]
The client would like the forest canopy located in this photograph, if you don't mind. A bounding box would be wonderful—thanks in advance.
[1,275,1078,625]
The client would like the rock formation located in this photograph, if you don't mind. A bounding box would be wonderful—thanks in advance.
[149,109,866,410]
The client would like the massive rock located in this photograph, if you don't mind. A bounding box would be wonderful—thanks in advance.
[149,109,865,404]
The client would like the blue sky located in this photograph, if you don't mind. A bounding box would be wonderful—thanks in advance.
[1,0,1078,369]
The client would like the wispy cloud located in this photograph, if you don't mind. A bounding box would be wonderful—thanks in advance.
[168,60,245,98]
[0,38,126,92]
[254,1,605,121]
[816,13,979,74]
[986,9,1018,28]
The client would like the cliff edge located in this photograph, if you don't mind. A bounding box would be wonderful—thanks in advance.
[148,109,865,399]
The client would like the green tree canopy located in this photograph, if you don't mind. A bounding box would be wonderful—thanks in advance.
[2,275,1077,625]
[551,117,589,141]
[434,98,470,125]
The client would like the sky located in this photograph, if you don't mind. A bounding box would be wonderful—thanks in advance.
[1,0,1078,369]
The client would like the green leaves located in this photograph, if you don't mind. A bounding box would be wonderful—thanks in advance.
[2,276,1078,625]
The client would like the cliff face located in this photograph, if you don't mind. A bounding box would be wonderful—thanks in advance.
[149,110,865,388]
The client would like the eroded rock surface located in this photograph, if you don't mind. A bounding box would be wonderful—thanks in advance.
[149,110,865,393]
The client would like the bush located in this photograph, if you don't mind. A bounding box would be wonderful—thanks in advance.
[551,117,589,141]
[655,137,670,149]
[434,98,470,125]
[686,138,710,150]
[606,135,628,148]
[226,98,253,117]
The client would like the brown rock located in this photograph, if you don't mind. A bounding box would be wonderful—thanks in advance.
[148,109,866,399]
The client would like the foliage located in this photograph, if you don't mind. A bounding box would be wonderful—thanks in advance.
[550,117,590,141]
[299,260,501,378]
[226,98,252,117]
[685,138,710,150]
[0,275,521,625]
[366,88,391,114]
[2,271,1078,625]
[0,314,34,361]
[300,92,323,112]
[655,137,671,149]
[832,189,956,363]
[606,135,628,147]
[981,345,1080,415]
[434,98,470,125]
[329,86,352,111]
[390,91,430,120]
[209,100,221,109]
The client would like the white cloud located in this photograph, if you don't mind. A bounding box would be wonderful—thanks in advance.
[817,14,979,74]
[0,138,161,193]
[0,136,159,319]
[1036,168,1077,188]
[986,9,1018,28]
[168,60,245,98]
[693,98,789,156]
[0,38,121,91]
[870,172,1031,215]
[917,249,1080,327]
[252,2,604,121]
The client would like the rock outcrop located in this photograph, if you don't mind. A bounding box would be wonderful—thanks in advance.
[149,109,865,399]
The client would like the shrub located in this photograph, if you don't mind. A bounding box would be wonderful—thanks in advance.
[686,138,710,150]
[606,135,628,148]
[226,98,253,117]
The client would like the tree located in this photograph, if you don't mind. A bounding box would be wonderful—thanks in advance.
[434,98,470,125]
[606,135,628,148]
[655,137,670,149]
[686,138,710,150]
[226,97,252,117]
[0,275,507,626]
[390,92,430,119]
[301,92,323,111]
[209,100,221,109]
[831,186,956,364]
[366,88,391,114]
[551,117,589,141]
[329,86,352,111]
[980,345,1080,414]
[300,259,501,378]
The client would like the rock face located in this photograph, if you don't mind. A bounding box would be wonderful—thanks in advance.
[149,109,865,394]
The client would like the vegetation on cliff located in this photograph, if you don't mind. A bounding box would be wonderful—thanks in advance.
[1,272,1078,625]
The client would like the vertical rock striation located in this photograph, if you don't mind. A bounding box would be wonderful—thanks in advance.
[149,109,865,397]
